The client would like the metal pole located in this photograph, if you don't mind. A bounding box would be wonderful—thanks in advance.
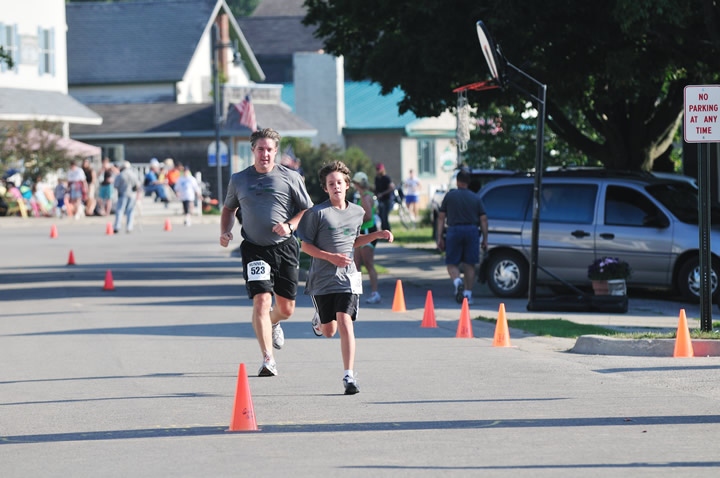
[211,24,223,207]
[699,142,712,331]
[528,84,547,308]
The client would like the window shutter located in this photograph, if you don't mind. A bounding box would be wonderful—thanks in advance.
[13,24,19,73]
[0,23,6,73]
[37,26,44,75]
[49,26,55,76]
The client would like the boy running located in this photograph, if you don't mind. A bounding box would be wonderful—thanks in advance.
[297,161,393,394]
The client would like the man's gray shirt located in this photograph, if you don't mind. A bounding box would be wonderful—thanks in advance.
[439,188,486,226]
[225,164,313,246]
[297,200,365,296]
[114,168,139,197]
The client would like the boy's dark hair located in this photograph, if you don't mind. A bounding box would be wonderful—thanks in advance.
[250,128,281,149]
[318,161,351,191]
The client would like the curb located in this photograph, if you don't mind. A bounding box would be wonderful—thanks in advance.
[571,335,720,357]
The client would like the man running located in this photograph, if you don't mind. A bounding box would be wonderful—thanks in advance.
[220,128,313,377]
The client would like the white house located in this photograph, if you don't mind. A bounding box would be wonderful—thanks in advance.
[0,0,101,136]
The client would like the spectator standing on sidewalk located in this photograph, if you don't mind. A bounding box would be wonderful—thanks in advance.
[82,158,98,216]
[113,161,140,233]
[66,160,87,219]
[219,127,313,377]
[174,167,201,226]
[298,161,393,395]
[351,171,383,304]
[436,169,488,305]
[373,163,395,231]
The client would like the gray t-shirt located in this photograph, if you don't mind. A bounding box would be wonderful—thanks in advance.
[297,200,365,296]
[439,188,486,226]
[113,168,139,197]
[225,164,313,246]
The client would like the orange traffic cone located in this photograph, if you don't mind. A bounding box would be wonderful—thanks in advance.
[103,270,115,291]
[228,363,259,432]
[164,218,172,231]
[392,279,406,312]
[673,309,694,358]
[456,298,473,338]
[67,250,76,266]
[106,222,114,235]
[492,303,512,347]
[50,224,58,238]
[420,291,437,328]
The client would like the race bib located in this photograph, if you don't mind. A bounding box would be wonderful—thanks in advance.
[349,271,363,294]
[247,260,271,281]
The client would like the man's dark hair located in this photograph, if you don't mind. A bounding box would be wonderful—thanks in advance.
[250,128,281,149]
[456,170,471,185]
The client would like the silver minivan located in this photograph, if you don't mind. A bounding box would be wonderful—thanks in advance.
[478,171,718,301]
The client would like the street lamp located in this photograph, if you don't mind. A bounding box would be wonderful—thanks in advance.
[211,23,242,208]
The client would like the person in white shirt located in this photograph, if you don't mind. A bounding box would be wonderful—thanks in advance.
[403,169,421,220]
[174,167,202,226]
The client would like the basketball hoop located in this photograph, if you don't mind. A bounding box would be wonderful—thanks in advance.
[454,80,499,152]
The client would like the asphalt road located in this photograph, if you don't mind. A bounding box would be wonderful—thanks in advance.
[2,216,720,477]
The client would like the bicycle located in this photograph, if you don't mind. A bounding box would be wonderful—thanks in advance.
[392,188,416,229]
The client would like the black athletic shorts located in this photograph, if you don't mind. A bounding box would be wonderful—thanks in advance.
[241,236,300,300]
[312,293,359,324]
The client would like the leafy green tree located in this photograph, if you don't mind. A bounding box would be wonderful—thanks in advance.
[304,0,720,171]
[0,46,13,69]
[280,138,373,204]
[1,122,80,183]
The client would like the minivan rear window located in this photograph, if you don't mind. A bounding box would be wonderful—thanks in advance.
[481,185,531,220]
[525,184,597,224]
[646,182,720,224]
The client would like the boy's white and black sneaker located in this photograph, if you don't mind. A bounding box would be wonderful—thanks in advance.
[311,311,323,336]
[343,375,359,395]
[272,322,284,349]
[258,355,278,377]
[454,278,464,304]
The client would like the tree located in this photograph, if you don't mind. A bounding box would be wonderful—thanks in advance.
[0,46,13,69]
[280,138,373,204]
[304,0,720,171]
[0,122,80,184]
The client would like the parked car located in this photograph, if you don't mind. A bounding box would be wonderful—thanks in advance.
[431,168,515,239]
[477,170,720,301]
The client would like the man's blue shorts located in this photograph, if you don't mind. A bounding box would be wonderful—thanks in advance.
[445,225,480,265]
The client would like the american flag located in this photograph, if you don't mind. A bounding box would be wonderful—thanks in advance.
[235,95,257,132]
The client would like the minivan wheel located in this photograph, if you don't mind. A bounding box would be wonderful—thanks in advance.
[487,251,528,298]
[677,258,719,302]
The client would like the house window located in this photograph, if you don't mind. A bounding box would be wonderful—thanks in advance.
[236,142,252,170]
[99,144,125,163]
[417,139,435,175]
[37,27,54,76]
[0,23,18,73]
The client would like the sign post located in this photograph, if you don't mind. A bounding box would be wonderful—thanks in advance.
[684,85,719,331]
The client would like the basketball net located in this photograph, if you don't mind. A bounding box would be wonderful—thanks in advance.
[453,80,499,152]
[456,90,471,152]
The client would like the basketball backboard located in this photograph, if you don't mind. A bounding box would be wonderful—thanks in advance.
[476,21,504,85]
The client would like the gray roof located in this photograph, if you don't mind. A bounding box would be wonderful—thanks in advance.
[66,0,264,85]
[69,102,315,138]
[237,16,323,56]
[251,0,307,17]
[0,88,102,125]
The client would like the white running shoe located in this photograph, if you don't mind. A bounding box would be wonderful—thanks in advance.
[454,278,464,304]
[311,311,323,336]
[463,292,474,305]
[366,291,381,304]
[343,374,359,395]
[272,322,284,350]
[258,355,278,377]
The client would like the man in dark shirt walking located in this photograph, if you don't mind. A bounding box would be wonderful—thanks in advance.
[436,170,488,304]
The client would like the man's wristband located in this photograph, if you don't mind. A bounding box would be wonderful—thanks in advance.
[286,222,294,232]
